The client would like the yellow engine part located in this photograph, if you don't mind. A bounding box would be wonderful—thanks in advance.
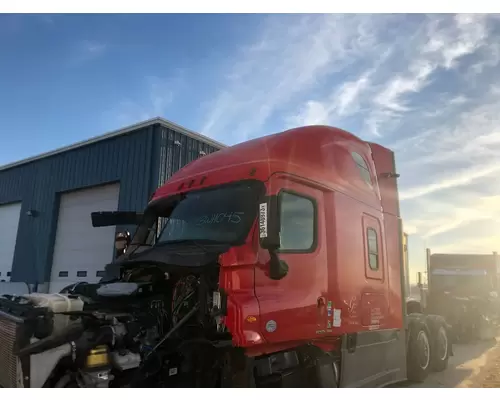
[86,345,110,368]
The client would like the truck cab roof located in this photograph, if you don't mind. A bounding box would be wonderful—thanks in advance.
[151,125,397,215]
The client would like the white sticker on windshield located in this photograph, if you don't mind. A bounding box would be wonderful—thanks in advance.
[259,203,268,238]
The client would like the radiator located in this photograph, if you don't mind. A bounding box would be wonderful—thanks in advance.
[0,310,24,388]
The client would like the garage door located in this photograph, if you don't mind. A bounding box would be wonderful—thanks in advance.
[0,202,22,282]
[49,183,120,293]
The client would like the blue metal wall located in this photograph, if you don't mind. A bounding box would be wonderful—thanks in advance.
[152,125,220,187]
[0,123,221,285]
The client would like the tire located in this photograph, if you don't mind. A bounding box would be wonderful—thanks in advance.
[478,315,495,341]
[426,315,450,372]
[220,350,256,388]
[301,347,339,388]
[431,325,449,371]
[406,319,431,383]
[310,361,339,388]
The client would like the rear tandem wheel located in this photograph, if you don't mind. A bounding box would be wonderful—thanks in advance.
[425,315,450,372]
[406,319,431,383]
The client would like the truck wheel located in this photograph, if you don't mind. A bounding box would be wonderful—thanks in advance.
[220,350,256,388]
[407,320,431,383]
[425,316,450,372]
[431,325,449,371]
[300,347,339,388]
[309,360,339,388]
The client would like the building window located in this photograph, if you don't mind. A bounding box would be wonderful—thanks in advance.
[367,228,379,270]
[279,191,316,251]
[352,152,372,186]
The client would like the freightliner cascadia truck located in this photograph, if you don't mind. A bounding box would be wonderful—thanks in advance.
[0,125,451,388]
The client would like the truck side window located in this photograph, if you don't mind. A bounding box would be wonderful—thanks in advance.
[279,191,315,251]
[367,228,379,270]
[352,152,372,186]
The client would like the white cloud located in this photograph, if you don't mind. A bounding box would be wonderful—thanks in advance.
[400,163,500,201]
[449,95,468,105]
[401,191,500,248]
[393,88,500,201]
[201,14,500,255]
[103,75,179,127]
[287,100,329,127]
[148,76,175,116]
[286,68,376,128]
[82,40,106,56]
[396,88,500,247]
[279,14,493,139]
[424,14,488,69]
[69,40,107,64]
[201,14,394,143]
[374,60,434,112]
[364,14,490,137]
[430,233,500,254]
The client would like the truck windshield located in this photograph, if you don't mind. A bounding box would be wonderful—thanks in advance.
[155,180,263,246]
[432,273,493,297]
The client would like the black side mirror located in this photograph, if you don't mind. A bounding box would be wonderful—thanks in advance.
[91,211,143,227]
[259,195,288,280]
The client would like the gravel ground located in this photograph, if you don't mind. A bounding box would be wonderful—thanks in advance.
[405,337,500,388]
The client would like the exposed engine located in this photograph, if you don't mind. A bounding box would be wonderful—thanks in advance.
[0,265,230,388]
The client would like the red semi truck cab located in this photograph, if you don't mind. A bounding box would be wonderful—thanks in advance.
[115,125,449,387]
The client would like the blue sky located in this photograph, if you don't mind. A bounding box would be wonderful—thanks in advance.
[2,13,500,279]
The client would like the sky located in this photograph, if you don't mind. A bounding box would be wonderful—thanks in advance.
[1,13,500,280]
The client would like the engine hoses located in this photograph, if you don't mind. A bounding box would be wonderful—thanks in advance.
[127,304,200,387]
[147,303,199,358]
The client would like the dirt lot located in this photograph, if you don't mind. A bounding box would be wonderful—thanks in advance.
[405,337,500,388]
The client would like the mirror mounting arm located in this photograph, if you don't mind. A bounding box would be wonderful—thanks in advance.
[269,249,288,280]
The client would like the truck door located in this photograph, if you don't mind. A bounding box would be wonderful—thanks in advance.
[254,176,328,343]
